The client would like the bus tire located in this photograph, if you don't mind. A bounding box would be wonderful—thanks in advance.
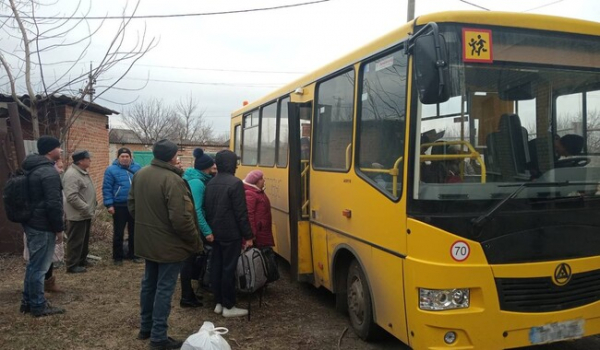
[347,259,377,340]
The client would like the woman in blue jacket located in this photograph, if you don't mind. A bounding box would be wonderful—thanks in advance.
[102,148,142,264]
[180,148,216,307]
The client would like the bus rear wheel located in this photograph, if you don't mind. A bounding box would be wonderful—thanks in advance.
[347,260,377,340]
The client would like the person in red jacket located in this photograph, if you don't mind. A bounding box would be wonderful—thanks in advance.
[243,170,274,248]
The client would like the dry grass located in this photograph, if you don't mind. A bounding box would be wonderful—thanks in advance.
[0,212,403,350]
[3,212,597,349]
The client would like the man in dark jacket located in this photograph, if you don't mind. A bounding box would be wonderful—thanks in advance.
[20,136,66,317]
[102,147,142,265]
[128,139,202,350]
[204,149,254,318]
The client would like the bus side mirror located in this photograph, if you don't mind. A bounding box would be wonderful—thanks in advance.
[413,33,451,104]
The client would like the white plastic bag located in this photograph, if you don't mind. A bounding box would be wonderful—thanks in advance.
[181,321,231,350]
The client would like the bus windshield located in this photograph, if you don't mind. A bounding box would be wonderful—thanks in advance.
[414,25,600,203]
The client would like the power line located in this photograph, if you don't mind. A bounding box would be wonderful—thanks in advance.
[128,64,305,75]
[0,0,331,20]
[0,76,284,89]
[42,61,306,75]
[123,77,283,88]
[523,0,564,12]
[457,0,490,11]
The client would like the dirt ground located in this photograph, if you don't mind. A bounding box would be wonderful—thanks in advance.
[2,219,599,350]
[0,219,403,350]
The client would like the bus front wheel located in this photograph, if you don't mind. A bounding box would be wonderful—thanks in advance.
[347,260,377,340]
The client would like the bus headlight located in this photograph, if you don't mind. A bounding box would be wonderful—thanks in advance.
[419,288,470,310]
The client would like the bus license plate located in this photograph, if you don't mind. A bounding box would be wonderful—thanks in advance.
[529,319,585,344]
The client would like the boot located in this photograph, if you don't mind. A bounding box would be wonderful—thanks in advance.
[44,276,63,293]
[180,297,203,308]
[31,303,65,317]
[149,337,183,350]
[180,277,202,308]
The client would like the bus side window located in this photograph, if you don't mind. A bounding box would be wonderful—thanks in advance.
[313,70,355,171]
[242,111,259,165]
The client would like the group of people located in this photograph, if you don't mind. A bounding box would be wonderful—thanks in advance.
[20,135,275,350]
[20,136,102,317]
[22,139,143,311]
[129,140,274,349]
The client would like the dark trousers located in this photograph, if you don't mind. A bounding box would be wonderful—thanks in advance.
[210,239,242,309]
[65,219,91,270]
[45,264,53,280]
[140,260,183,342]
[180,254,196,300]
[112,206,135,261]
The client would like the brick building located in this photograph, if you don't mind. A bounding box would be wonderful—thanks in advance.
[0,95,117,253]
[109,128,229,169]
[63,105,115,202]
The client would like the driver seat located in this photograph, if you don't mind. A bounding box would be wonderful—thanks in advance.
[485,114,531,181]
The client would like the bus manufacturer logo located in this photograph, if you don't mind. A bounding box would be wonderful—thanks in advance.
[553,263,572,286]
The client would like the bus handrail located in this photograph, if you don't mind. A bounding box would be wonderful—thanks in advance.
[421,140,486,183]
[359,156,403,197]
[345,143,352,170]
[301,159,310,219]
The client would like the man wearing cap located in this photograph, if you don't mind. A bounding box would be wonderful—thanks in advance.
[63,150,97,274]
[102,147,142,265]
[128,139,202,349]
[20,135,66,317]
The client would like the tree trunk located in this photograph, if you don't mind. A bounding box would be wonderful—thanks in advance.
[31,103,40,139]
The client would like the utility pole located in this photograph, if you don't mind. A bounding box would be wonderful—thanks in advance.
[407,0,415,22]
[80,62,96,102]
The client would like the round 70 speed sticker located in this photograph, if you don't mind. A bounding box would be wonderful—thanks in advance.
[450,240,470,262]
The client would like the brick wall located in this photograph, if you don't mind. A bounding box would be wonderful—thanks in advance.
[63,106,109,203]
[177,145,227,169]
[109,142,228,169]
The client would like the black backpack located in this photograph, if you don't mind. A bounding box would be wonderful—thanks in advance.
[2,169,32,223]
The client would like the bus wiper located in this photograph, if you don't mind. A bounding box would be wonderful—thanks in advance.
[471,181,572,234]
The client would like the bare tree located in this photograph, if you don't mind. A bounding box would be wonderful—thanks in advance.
[121,98,178,143]
[0,0,157,140]
[174,93,214,143]
[213,131,230,144]
[123,95,215,144]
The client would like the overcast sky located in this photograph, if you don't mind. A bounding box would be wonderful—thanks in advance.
[2,0,599,136]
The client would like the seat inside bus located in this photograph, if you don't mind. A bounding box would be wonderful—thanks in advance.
[484,113,531,182]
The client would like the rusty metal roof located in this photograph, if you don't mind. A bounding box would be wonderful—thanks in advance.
[0,93,119,116]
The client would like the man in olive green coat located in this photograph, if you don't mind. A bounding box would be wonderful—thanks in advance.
[128,139,202,350]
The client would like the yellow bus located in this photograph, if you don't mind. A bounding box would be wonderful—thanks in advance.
[230,11,600,349]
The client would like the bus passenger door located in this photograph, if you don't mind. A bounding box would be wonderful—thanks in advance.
[288,101,313,282]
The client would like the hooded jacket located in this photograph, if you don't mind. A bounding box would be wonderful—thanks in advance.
[128,158,202,262]
[204,151,253,242]
[243,182,274,247]
[21,154,64,232]
[182,167,212,236]
[102,159,141,207]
